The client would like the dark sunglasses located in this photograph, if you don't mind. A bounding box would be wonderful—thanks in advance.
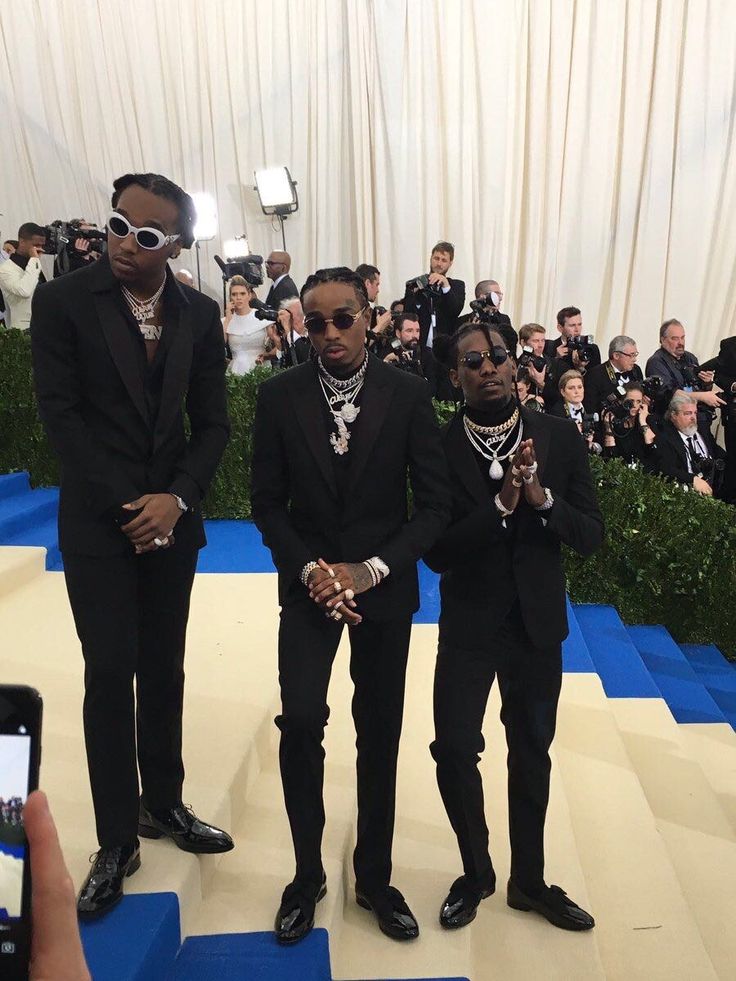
[459,347,510,370]
[304,306,367,334]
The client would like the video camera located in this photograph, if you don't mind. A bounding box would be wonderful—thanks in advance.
[44,220,106,257]
[214,253,264,289]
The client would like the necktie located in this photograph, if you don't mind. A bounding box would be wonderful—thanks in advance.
[687,435,699,471]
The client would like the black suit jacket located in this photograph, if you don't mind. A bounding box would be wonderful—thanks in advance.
[655,420,724,487]
[712,336,736,399]
[251,355,450,620]
[31,256,230,556]
[402,278,465,347]
[583,361,643,414]
[266,274,299,309]
[424,408,604,648]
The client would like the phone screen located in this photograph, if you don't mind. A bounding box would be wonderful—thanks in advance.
[0,687,42,979]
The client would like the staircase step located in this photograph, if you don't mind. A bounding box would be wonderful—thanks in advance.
[562,596,595,671]
[80,892,180,981]
[172,929,331,981]
[573,605,660,698]
[0,487,59,541]
[682,643,736,730]
[626,624,725,724]
[554,673,718,980]
[2,514,61,571]
[0,471,31,501]
[0,546,46,598]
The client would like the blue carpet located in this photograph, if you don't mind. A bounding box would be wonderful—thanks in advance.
[626,625,725,724]
[574,605,660,699]
[173,928,331,981]
[80,892,180,981]
[681,643,736,730]
[562,597,595,672]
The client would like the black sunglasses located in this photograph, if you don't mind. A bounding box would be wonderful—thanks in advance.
[459,347,510,370]
[304,306,367,334]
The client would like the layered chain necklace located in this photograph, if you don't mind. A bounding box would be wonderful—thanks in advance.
[317,354,368,455]
[121,278,166,341]
[463,408,523,480]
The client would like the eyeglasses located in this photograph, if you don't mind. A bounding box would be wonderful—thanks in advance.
[304,306,367,334]
[459,347,510,370]
[107,212,180,250]
[265,259,284,267]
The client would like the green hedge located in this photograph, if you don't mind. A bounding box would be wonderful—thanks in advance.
[1,328,734,658]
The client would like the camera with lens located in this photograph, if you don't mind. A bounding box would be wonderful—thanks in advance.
[640,375,664,400]
[254,306,279,322]
[680,363,708,392]
[600,393,633,421]
[581,411,600,437]
[567,334,596,361]
[517,345,547,372]
[692,454,725,489]
[406,273,439,297]
[44,219,106,257]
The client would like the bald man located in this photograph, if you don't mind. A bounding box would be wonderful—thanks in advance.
[265,251,298,308]
[175,269,194,288]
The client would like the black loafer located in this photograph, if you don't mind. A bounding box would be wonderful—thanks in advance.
[275,873,327,945]
[138,802,234,854]
[439,874,495,929]
[355,885,419,941]
[77,841,140,921]
[507,880,595,931]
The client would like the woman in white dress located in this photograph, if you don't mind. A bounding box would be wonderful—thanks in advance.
[222,275,267,375]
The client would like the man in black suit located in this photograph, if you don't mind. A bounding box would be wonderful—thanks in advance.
[402,241,465,400]
[459,279,518,353]
[265,250,298,308]
[711,334,736,502]
[583,335,643,439]
[272,295,312,368]
[31,172,233,920]
[426,323,603,933]
[544,306,601,406]
[251,267,449,945]
[655,391,726,497]
[646,319,725,428]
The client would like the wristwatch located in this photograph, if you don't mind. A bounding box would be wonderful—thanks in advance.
[170,494,188,512]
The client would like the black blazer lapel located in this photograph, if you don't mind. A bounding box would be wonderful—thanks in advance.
[289,363,338,498]
[445,414,487,505]
[154,304,193,452]
[346,360,396,495]
[93,291,149,427]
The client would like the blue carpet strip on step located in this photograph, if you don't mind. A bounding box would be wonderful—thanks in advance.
[682,643,736,729]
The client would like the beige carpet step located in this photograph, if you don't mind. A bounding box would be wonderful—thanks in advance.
[555,675,718,980]
[678,722,736,835]
[0,545,46,601]
[610,697,736,980]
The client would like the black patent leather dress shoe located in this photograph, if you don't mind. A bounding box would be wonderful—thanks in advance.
[275,873,327,945]
[138,802,234,854]
[355,885,419,941]
[439,874,495,929]
[507,880,595,931]
[77,841,140,921]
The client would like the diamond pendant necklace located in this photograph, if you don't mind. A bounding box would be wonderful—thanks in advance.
[317,354,368,455]
[121,279,166,341]
[463,414,524,479]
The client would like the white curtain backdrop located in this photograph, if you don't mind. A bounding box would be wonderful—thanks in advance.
[1,0,735,361]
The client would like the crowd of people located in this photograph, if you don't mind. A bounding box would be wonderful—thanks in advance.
[5,170,735,974]
[0,796,23,828]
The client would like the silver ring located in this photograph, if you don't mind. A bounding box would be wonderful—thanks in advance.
[344,589,355,601]
[153,537,165,547]
[522,474,534,484]
[333,581,342,593]
[334,600,345,610]
[327,567,335,578]
[527,461,538,474]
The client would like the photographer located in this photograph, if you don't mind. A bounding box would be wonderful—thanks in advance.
[645,320,725,425]
[548,369,601,455]
[655,392,726,496]
[601,381,658,471]
[274,295,311,368]
[460,279,518,352]
[583,335,643,413]
[515,366,545,411]
[0,222,47,329]
[356,262,393,336]
[516,323,557,403]
[544,307,601,390]
[402,240,465,399]
[382,311,431,386]
[709,334,736,502]
[53,219,105,277]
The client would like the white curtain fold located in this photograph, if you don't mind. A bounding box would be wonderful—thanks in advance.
[1,0,735,359]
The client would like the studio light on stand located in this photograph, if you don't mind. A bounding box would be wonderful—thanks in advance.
[254,167,298,250]
[191,193,218,291]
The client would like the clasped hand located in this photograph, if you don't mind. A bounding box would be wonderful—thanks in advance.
[307,558,375,626]
[120,493,182,554]
[497,439,546,512]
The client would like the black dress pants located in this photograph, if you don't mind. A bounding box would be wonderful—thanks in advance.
[431,604,562,894]
[63,545,199,848]
[276,595,412,892]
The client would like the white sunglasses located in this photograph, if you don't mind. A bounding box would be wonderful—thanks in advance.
[107,212,180,250]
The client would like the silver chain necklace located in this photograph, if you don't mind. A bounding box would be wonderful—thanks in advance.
[121,279,166,341]
[463,414,524,480]
[317,354,368,455]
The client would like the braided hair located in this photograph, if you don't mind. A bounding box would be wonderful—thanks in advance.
[300,266,369,308]
[111,173,197,248]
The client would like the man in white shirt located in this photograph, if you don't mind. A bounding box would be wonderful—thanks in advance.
[0,223,47,329]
